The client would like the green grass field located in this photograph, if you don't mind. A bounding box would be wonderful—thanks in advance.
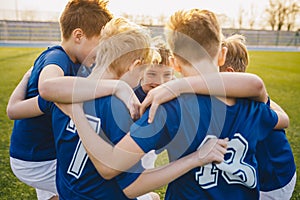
[0,47,299,199]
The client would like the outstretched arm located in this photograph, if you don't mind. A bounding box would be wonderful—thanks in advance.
[123,137,228,198]
[270,99,289,129]
[141,72,267,123]
[39,65,140,119]
[65,103,228,185]
[66,103,144,180]
[7,67,43,119]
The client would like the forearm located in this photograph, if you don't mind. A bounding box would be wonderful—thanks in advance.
[7,68,43,119]
[7,97,43,119]
[39,77,123,103]
[124,137,228,198]
[185,73,268,102]
[72,106,143,179]
[124,153,198,198]
[7,75,28,119]
[270,100,289,129]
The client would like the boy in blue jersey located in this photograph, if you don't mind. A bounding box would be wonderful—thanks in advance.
[134,39,174,170]
[66,9,289,200]
[220,34,296,200]
[8,17,169,200]
[6,1,141,199]
[134,38,174,103]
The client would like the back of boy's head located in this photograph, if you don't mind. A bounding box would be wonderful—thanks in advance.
[220,34,249,72]
[165,9,221,65]
[91,17,151,78]
[60,0,112,40]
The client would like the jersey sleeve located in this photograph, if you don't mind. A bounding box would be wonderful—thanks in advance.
[115,160,145,190]
[258,103,278,141]
[42,47,72,74]
[38,95,53,114]
[93,96,146,192]
[130,104,174,153]
[98,96,134,144]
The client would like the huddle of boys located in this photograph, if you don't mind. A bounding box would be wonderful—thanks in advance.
[7,0,295,200]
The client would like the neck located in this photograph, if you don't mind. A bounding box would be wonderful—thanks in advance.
[61,40,77,64]
[89,69,118,80]
[101,71,118,79]
[181,59,219,77]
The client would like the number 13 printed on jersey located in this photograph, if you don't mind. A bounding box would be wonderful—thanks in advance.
[195,133,256,189]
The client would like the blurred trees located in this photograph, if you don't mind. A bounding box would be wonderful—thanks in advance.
[266,0,300,31]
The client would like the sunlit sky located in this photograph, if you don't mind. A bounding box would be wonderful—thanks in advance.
[3,0,299,29]
[1,0,269,19]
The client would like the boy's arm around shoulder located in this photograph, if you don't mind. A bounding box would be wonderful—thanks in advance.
[270,99,289,129]
[123,137,228,199]
[140,72,268,123]
[39,64,140,118]
[67,103,144,180]
[188,72,268,103]
[7,67,43,119]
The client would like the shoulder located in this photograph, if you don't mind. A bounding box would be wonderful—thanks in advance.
[84,96,129,117]
[36,45,71,67]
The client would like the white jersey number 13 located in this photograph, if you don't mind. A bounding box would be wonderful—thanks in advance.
[195,133,256,189]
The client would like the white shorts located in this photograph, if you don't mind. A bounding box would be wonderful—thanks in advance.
[260,172,296,200]
[10,157,58,200]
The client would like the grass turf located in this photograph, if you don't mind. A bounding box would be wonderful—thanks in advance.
[0,47,299,199]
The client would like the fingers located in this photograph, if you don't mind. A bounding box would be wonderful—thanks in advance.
[140,97,150,117]
[148,103,159,123]
[130,102,140,121]
[198,138,229,164]
[212,138,228,163]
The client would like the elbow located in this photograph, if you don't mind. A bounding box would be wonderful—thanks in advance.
[97,166,117,180]
[251,75,265,97]
[100,172,115,180]
[38,82,48,99]
[281,114,290,129]
[6,105,17,120]
[123,187,138,199]
[275,112,290,130]
[39,81,52,101]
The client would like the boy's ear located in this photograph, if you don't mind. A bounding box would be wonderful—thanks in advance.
[225,67,235,72]
[129,59,141,71]
[169,56,181,73]
[218,46,227,67]
[73,28,84,43]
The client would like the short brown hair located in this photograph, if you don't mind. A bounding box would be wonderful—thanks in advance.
[220,34,249,72]
[151,36,172,66]
[60,0,112,40]
[165,9,222,64]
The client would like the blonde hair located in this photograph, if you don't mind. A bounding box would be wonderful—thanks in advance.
[220,34,249,72]
[60,0,112,40]
[165,9,222,64]
[90,17,152,79]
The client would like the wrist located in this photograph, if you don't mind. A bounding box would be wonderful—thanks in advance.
[187,151,203,169]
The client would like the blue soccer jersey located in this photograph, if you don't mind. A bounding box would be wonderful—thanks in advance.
[39,96,137,199]
[130,94,278,200]
[133,83,147,103]
[10,45,80,161]
[256,129,296,191]
[255,99,295,191]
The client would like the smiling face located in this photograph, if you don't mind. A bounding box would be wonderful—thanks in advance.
[141,64,174,93]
